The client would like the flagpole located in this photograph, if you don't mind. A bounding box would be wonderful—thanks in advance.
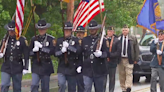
[98,0,103,22]
[30,0,40,62]
[60,0,68,65]
[84,0,91,37]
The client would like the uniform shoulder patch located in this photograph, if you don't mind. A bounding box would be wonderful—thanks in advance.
[25,40,28,46]
[53,39,57,46]
[106,40,109,47]
[21,36,26,39]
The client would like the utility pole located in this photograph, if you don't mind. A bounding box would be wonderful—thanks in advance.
[67,0,74,22]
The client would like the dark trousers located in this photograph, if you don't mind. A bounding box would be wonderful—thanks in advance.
[58,73,76,92]
[31,73,50,92]
[76,74,84,92]
[83,75,105,92]
[104,68,116,92]
[1,72,22,92]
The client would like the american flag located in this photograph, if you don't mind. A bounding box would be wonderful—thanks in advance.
[73,0,105,31]
[15,0,25,39]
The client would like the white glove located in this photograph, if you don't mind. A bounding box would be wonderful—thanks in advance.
[34,41,43,48]
[94,50,102,57]
[76,66,82,73]
[154,38,159,44]
[61,47,67,53]
[63,41,69,48]
[32,46,39,52]
[157,50,162,55]
[23,69,29,75]
[0,53,4,58]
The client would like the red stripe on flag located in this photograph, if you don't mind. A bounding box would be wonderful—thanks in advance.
[83,10,100,27]
[73,0,105,31]
[16,7,23,26]
[19,0,24,14]
[76,5,99,28]
[74,2,86,22]
[15,0,25,39]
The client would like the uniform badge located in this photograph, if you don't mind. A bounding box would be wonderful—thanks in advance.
[46,41,49,46]
[79,40,82,46]
[59,44,62,47]
[90,54,94,59]
[53,39,56,46]
[72,41,75,45]
[16,41,20,46]
[25,40,28,46]
[106,40,109,47]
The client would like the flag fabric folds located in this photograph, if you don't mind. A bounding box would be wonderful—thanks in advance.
[15,0,25,39]
[137,0,164,35]
[73,0,105,31]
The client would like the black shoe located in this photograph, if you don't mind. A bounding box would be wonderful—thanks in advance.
[122,91,126,92]
[126,88,131,92]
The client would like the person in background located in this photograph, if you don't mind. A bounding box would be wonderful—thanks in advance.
[75,26,85,92]
[104,26,121,92]
[150,30,164,92]
[118,25,139,92]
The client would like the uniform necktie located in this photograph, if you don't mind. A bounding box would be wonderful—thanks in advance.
[123,36,126,55]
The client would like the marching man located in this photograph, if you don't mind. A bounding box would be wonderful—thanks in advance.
[0,21,29,92]
[29,19,56,92]
[55,22,80,92]
[81,20,108,92]
[150,30,164,92]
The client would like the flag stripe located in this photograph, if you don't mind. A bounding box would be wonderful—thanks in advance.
[73,0,105,31]
[16,0,25,39]
[16,7,23,26]
[73,2,87,26]
[74,0,95,23]
[75,4,100,29]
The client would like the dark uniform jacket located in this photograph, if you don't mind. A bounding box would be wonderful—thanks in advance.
[106,36,121,68]
[81,35,108,77]
[55,36,80,75]
[1,36,29,74]
[29,34,55,76]
[118,35,139,64]
[150,41,164,68]
[75,38,83,74]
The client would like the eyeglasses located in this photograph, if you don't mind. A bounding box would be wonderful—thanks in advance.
[158,33,163,36]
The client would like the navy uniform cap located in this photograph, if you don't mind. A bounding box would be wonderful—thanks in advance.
[64,22,73,30]
[76,26,85,32]
[87,20,101,30]
[4,21,15,31]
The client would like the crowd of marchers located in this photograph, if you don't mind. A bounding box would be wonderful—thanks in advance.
[0,19,163,92]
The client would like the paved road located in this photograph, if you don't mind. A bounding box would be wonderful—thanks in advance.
[7,70,161,92]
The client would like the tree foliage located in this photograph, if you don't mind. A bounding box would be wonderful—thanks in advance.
[0,0,143,41]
